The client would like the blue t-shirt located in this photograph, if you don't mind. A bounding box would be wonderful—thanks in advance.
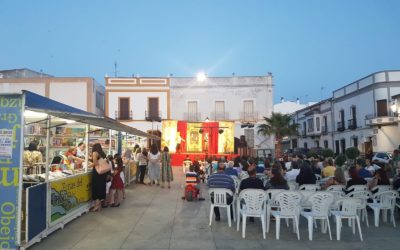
[359,168,372,178]
[207,172,235,192]
[225,167,238,176]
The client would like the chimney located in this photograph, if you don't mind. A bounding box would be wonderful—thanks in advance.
[296,98,300,104]
[281,97,285,103]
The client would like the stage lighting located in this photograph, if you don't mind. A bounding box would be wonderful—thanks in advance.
[199,128,203,134]
[218,129,224,134]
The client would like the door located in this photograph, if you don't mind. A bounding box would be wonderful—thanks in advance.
[377,99,388,117]
[243,100,254,121]
[335,140,340,155]
[148,97,159,118]
[340,139,346,154]
[119,98,130,120]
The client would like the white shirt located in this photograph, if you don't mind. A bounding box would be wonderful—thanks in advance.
[285,169,300,181]
[76,147,85,158]
[366,164,380,174]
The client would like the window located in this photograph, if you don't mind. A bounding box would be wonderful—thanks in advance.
[335,140,340,154]
[243,100,254,114]
[215,101,225,120]
[351,106,356,119]
[353,137,358,147]
[244,129,254,148]
[324,140,328,148]
[304,142,308,149]
[377,99,388,117]
[148,97,159,118]
[340,139,346,153]
[323,116,328,132]
[187,101,198,121]
[339,109,345,122]
[292,139,298,149]
[307,118,314,132]
[96,91,104,110]
[315,140,319,148]
[118,97,130,120]
[316,117,320,131]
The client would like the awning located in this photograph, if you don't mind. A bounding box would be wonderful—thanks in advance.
[23,90,159,140]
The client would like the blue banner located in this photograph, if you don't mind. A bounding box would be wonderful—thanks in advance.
[0,94,23,249]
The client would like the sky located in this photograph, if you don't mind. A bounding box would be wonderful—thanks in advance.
[1,0,400,103]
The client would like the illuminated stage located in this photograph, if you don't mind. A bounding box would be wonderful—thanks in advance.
[161,120,236,166]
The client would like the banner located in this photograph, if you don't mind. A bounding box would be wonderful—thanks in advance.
[218,122,235,153]
[161,120,178,152]
[186,123,203,152]
[50,173,92,223]
[0,94,23,250]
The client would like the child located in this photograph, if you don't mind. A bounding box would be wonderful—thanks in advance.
[182,165,205,201]
[109,157,124,207]
[102,174,112,208]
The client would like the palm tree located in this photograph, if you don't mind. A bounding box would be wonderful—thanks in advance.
[257,112,298,159]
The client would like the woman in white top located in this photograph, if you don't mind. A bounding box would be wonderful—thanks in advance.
[137,148,148,184]
[147,144,161,186]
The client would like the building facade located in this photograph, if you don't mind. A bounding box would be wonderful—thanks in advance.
[290,70,400,154]
[105,74,274,156]
[0,69,105,115]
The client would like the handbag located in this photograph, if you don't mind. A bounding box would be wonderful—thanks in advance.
[96,158,111,175]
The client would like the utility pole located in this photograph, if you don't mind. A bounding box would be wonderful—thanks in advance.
[113,61,118,77]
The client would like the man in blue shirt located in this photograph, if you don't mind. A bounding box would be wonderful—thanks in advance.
[224,161,238,176]
[208,162,235,221]
[356,159,372,179]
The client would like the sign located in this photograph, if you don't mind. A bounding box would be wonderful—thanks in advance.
[0,94,23,250]
[50,173,92,223]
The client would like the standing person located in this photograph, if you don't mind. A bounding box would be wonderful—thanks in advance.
[76,142,86,158]
[137,148,148,184]
[147,144,161,186]
[161,146,173,188]
[134,147,142,183]
[23,142,43,174]
[109,156,125,207]
[90,143,107,212]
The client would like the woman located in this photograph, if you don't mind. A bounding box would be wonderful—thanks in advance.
[137,148,148,184]
[310,159,321,175]
[368,168,390,191]
[65,146,84,169]
[324,167,346,188]
[147,144,161,186]
[161,146,173,188]
[265,167,289,190]
[346,166,367,191]
[296,162,317,186]
[91,143,108,211]
[23,142,43,173]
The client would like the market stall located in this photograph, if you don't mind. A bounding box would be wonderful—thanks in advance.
[0,91,158,250]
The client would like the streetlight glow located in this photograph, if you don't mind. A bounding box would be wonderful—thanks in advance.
[196,72,206,82]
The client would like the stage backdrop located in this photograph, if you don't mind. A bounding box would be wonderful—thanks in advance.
[161,120,234,154]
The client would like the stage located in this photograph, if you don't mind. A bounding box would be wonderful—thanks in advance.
[171,153,238,166]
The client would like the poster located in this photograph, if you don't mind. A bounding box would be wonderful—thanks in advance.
[0,94,23,250]
[218,121,235,153]
[50,173,92,223]
[186,123,203,152]
[161,120,178,152]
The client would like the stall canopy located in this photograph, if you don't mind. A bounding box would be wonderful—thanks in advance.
[23,90,159,140]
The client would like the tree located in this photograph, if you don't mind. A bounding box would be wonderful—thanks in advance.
[257,112,298,159]
[322,149,334,158]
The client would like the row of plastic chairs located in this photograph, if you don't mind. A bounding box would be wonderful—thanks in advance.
[209,187,399,241]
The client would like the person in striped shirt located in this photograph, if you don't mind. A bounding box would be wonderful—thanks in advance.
[207,162,235,221]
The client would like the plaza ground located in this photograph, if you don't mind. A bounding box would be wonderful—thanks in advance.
[30,169,400,250]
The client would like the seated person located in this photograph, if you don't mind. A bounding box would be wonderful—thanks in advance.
[296,162,317,186]
[285,161,300,181]
[356,159,372,179]
[393,173,400,190]
[239,167,265,191]
[346,166,367,192]
[207,162,235,221]
[225,161,238,176]
[368,168,390,191]
[266,167,289,190]
[323,167,346,188]
[365,158,380,175]
[322,158,336,178]
[182,165,205,200]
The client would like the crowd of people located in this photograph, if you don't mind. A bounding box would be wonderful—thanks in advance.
[193,151,400,222]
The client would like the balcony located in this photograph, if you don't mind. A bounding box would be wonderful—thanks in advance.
[210,112,230,121]
[145,110,162,122]
[239,111,259,123]
[115,110,132,120]
[184,112,202,122]
[337,121,345,132]
[321,125,328,135]
[348,118,357,130]
[365,113,400,126]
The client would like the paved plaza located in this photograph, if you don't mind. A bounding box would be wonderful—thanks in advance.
[31,169,400,250]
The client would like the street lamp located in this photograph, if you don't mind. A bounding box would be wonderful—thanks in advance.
[196,72,206,82]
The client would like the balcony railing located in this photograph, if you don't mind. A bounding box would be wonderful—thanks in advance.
[145,110,162,122]
[365,113,400,126]
[210,112,230,121]
[337,121,345,132]
[348,118,357,130]
[239,111,259,123]
[307,127,314,133]
[184,112,202,122]
[115,110,132,120]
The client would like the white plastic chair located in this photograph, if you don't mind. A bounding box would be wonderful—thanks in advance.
[345,190,372,227]
[367,190,398,227]
[266,189,285,233]
[370,185,391,194]
[327,185,345,192]
[236,189,267,239]
[299,184,320,191]
[182,160,191,174]
[288,181,298,190]
[231,176,241,196]
[331,198,363,241]
[315,174,322,180]
[345,185,367,193]
[271,191,302,240]
[299,190,317,209]
[301,192,334,241]
[208,188,236,227]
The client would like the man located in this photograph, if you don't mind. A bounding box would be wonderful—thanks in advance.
[225,161,238,176]
[207,162,235,221]
[239,166,265,191]
[76,142,86,158]
[285,161,300,181]
[356,158,372,179]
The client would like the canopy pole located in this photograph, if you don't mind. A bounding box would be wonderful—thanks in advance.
[108,129,112,156]
[45,115,51,181]
[85,124,89,172]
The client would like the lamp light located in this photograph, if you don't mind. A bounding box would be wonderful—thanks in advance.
[199,128,203,134]
[391,100,397,113]
[196,72,206,82]
[204,117,210,122]
[218,129,224,134]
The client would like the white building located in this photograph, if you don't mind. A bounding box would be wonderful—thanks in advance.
[0,68,105,115]
[290,70,400,154]
[273,97,315,115]
[105,74,275,155]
